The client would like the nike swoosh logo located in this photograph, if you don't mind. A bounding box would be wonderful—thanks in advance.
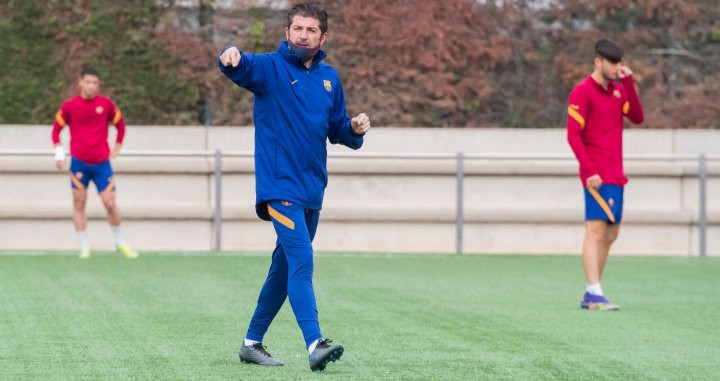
[291,80,298,85]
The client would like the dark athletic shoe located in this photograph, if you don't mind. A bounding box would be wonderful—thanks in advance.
[239,342,283,366]
[580,292,620,311]
[308,338,344,372]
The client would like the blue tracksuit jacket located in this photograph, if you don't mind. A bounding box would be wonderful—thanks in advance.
[219,41,364,220]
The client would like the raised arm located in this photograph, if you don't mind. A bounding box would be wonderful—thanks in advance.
[618,68,644,124]
[218,46,269,95]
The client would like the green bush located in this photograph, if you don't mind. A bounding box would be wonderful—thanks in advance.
[0,0,199,124]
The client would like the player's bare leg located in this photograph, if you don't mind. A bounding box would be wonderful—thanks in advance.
[582,220,606,285]
[101,188,121,226]
[581,220,619,310]
[72,188,91,258]
[72,187,88,231]
[598,224,620,279]
[101,186,137,258]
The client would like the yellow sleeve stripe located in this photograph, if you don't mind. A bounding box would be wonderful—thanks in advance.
[69,174,85,190]
[587,187,616,223]
[267,205,295,230]
[622,101,630,115]
[56,111,67,127]
[568,106,585,128]
[112,109,122,125]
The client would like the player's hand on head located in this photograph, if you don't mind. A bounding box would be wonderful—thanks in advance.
[617,65,633,78]
[220,47,241,68]
[351,113,371,135]
[586,174,603,189]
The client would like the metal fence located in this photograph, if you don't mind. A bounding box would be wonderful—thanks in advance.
[1,149,717,256]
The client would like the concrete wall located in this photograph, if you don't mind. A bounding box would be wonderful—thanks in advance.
[1,125,718,256]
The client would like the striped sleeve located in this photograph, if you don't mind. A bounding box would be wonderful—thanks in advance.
[566,86,598,179]
[108,101,126,143]
[621,76,644,124]
[51,105,69,145]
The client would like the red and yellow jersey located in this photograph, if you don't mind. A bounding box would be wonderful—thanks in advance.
[566,75,644,186]
[52,95,125,164]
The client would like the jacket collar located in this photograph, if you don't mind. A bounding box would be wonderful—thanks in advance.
[278,40,327,69]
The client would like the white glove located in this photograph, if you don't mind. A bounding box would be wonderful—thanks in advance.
[54,146,66,161]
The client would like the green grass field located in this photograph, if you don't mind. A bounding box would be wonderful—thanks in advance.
[1,252,718,380]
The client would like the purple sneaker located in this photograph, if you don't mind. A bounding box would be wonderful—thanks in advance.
[581,292,620,311]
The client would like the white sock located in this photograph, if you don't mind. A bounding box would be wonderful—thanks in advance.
[586,283,604,296]
[244,339,260,347]
[111,225,124,247]
[77,230,90,249]
[308,339,320,355]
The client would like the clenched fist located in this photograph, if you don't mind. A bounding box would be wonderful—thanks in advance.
[220,47,241,67]
[351,113,371,135]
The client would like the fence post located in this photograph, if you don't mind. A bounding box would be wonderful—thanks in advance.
[214,149,222,252]
[699,153,707,257]
[456,152,464,255]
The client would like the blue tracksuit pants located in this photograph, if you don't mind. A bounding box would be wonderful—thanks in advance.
[245,200,322,348]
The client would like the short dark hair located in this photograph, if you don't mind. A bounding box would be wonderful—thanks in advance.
[595,39,624,63]
[80,66,100,79]
[287,2,328,34]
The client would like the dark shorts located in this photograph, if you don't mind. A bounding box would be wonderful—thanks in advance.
[584,184,623,224]
[69,157,115,193]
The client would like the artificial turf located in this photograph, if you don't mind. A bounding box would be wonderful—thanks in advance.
[1,252,718,380]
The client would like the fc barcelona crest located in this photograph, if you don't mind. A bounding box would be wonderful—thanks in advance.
[323,80,332,92]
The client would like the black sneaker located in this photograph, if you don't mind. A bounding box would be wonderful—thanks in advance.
[308,338,344,372]
[239,342,283,366]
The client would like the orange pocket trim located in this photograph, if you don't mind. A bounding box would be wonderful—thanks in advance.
[103,178,116,194]
[588,187,616,223]
[267,205,295,230]
[69,173,85,190]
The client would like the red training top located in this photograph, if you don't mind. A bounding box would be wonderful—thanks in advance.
[566,75,644,186]
[52,95,126,164]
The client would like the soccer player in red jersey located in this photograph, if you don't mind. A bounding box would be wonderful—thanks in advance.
[567,39,644,310]
[52,67,138,259]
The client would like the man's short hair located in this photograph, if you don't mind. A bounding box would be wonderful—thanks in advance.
[287,2,328,34]
[595,39,624,63]
[80,66,101,79]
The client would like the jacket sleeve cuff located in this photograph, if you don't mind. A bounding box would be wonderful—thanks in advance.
[349,128,365,138]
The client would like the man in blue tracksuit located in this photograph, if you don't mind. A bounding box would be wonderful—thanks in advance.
[218,2,371,372]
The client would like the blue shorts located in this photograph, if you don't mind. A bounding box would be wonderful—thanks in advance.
[584,184,623,224]
[69,157,116,193]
